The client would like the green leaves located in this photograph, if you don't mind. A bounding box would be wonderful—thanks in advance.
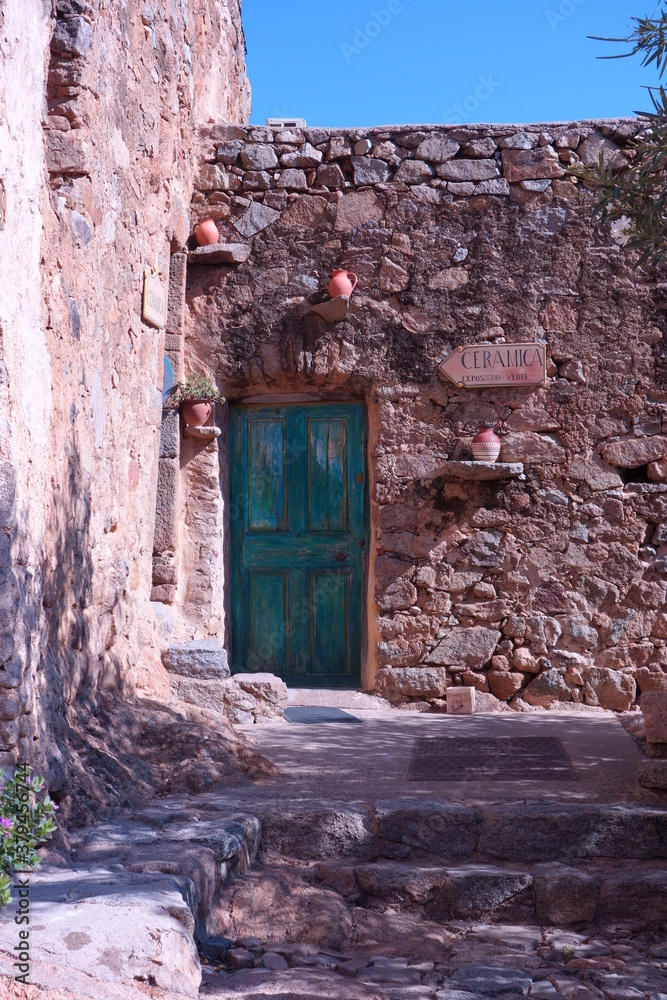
[173,372,223,403]
[0,766,58,907]
[576,7,667,268]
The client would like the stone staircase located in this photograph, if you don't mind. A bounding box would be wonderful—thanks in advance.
[199,796,667,997]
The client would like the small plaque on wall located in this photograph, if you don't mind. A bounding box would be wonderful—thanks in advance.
[142,267,167,329]
[438,343,546,389]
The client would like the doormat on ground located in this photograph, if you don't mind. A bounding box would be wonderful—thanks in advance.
[284,707,362,724]
[408,736,577,781]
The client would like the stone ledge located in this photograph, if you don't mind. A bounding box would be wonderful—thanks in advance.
[435,461,524,481]
[183,425,221,440]
[311,295,350,323]
[188,243,250,265]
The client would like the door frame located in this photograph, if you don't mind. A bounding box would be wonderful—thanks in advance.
[225,396,371,689]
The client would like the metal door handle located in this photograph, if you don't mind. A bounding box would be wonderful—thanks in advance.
[335,552,347,561]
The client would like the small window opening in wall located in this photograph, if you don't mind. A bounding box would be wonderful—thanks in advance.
[620,465,650,485]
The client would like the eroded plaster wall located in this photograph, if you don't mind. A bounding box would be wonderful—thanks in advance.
[182,118,667,712]
[0,0,249,792]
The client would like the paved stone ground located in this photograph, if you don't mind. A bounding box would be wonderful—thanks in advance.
[201,924,667,999]
[230,709,657,806]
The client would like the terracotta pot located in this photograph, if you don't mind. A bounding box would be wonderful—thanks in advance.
[196,219,219,246]
[180,398,213,427]
[328,269,358,299]
[471,425,501,463]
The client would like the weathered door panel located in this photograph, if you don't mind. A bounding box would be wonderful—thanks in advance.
[230,403,365,686]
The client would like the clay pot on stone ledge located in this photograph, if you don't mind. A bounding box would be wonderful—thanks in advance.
[196,219,219,246]
[180,399,213,427]
[471,425,501,463]
[328,269,358,298]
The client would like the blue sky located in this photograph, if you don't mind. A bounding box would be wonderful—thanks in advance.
[243,1,655,127]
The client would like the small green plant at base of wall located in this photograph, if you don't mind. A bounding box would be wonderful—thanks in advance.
[0,765,58,907]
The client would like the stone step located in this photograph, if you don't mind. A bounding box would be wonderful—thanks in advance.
[311,858,667,928]
[253,799,667,864]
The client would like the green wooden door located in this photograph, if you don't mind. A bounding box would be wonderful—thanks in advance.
[230,402,366,687]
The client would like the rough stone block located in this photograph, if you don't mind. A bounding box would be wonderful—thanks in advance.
[437,159,499,182]
[280,142,323,168]
[334,189,385,231]
[166,252,187,334]
[51,16,94,56]
[474,177,510,195]
[638,758,667,789]
[276,168,307,190]
[451,964,532,995]
[233,202,280,237]
[151,584,176,604]
[642,690,667,743]
[172,676,227,714]
[415,136,460,161]
[162,640,230,679]
[488,671,525,701]
[598,870,667,924]
[479,804,667,861]
[379,257,410,292]
[523,670,572,707]
[0,720,19,749]
[257,803,374,860]
[427,627,501,668]
[500,433,566,464]
[0,869,201,997]
[583,667,636,712]
[152,457,179,554]
[281,194,328,229]
[375,801,477,858]
[533,863,598,925]
[375,666,448,701]
[311,295,349,323]
[197,163,229,191]
[234,672,288,717]
[351,156,391,185]
[0,462,16,528]
[601,435,666,469]
[159,409,180,459]
[152,553,177,585]
[395,159,435,184]
[428,866,533,920]
[240,144,278,170]
[45,132,91,174]
[501,146,564,182]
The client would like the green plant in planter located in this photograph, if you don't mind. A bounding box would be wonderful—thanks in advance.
[173,373,223,403]
[0,765,58,908]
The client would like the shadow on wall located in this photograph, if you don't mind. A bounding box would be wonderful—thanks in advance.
[27,432,271,828]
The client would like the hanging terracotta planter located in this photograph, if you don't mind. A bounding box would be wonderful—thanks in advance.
[180,398,213,428]
[471,424,501,463]
[328,269,358,298]
[196,219,219,246]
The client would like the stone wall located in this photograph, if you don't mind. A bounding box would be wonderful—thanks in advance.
[181,117,667,711]
[0,0,248,792]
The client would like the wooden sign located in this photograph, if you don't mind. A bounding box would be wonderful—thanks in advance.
[142,267,167,329]
[438,343,546,389]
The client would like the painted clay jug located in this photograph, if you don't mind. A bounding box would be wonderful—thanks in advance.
[196,219,219,246]
[328,269,358,299]
[471,425,501,463]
